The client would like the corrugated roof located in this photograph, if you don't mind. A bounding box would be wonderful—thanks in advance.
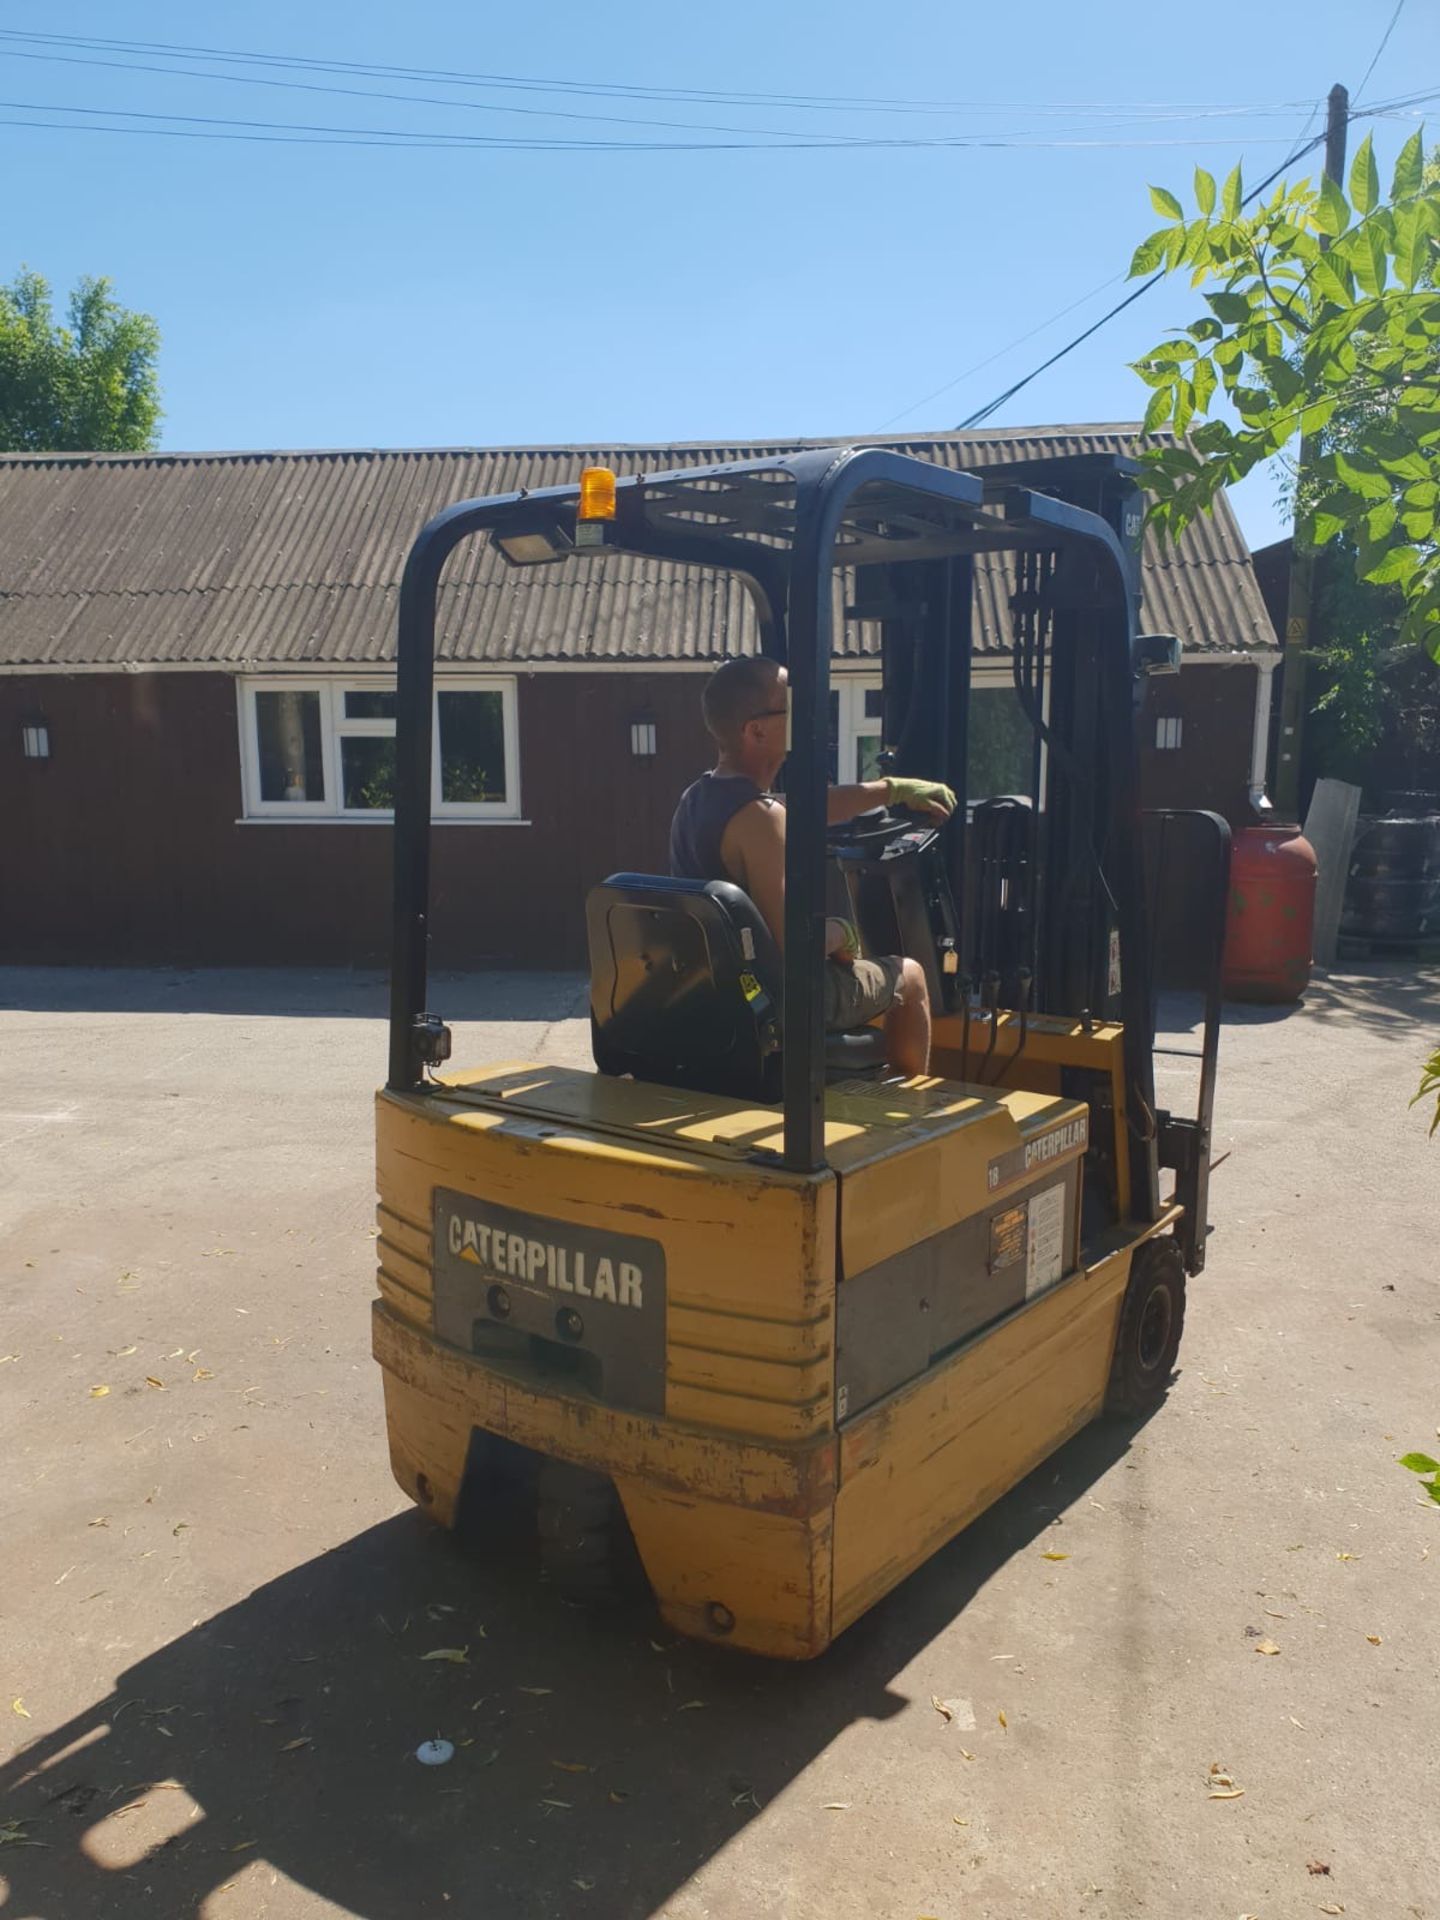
[0,428,1276,670]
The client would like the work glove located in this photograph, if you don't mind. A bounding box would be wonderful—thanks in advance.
[886,776,957,820]
[825,917,861,966]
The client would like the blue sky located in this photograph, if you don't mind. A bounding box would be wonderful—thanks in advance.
[3,1,1433,550]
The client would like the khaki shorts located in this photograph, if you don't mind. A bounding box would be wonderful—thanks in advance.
[823,954,904,1032]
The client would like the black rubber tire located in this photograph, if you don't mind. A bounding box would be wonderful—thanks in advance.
[536,1458,637,1603]
[1106,1236,1187,1417]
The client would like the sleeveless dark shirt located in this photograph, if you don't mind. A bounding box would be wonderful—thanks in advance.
[669,771,765,883]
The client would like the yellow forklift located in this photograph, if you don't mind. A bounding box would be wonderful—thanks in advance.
[372,445,1229,1658]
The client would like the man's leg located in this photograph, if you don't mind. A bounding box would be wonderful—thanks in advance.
[883,957,931,1077]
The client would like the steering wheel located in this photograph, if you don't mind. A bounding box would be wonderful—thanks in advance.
[826,807,934,857]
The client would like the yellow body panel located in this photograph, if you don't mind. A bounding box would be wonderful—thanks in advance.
[373,1058,1173,1657]
[832,1242,1129,1634]
[930,1010,1133,1219]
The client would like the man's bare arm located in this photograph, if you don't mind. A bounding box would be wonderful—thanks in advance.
[826,777,957,825]
[720,799,788,952]
[826,781,889,826]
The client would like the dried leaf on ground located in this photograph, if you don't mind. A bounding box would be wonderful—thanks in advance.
[1318,1904,1345,1915]
[1336,1552,1360,1562]
[573,1878,596,1891]
[540,1799,572,1811]
[550,1760,592,1774]
[1041,1551,1069,1561]
[959,1748,976,1761]
[517,1686,552,1696]
[280,1737,311,1752]
[822,1802,850,1810]
[932,1696,976,1729]
[1307,1861,1331,1875]
[421,1648,470,1665]
[1366,1634,1382,1645]
[608,1789,629,1804]
[997,1710,1008,1730]
[145,1377,166,1390]
[1254,1639,1281,1656]
[677,1700,706,1711]
[1207,1763,1245,1799]
[90,1385,110,1398]
[11,1699,31,1719]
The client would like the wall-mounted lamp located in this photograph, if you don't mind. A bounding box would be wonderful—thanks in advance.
[1133,632,1183,677]
[492,518,574,568]
[22,717,50,759]
[630,716,657,758]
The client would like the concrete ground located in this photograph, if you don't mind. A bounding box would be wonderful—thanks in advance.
[1,962,1436,1920]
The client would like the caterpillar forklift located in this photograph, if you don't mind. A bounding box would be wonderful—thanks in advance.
[372,444,1229,1658]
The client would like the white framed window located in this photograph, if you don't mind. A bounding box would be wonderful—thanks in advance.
[830,671,1043,800]
[829,676,884,785]
[237,678,521,821]
[1155,715,1184,751]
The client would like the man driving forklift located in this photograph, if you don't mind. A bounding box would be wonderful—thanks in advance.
[669,654,956,1075]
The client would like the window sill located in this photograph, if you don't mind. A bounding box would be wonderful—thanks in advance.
[235,816,533,827]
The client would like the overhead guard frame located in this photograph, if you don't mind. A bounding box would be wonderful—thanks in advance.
[386,445,1157,1219]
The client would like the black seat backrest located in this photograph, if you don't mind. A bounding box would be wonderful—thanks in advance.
[586,874,784,1101]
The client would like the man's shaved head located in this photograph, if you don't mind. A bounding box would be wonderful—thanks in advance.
[701,656,786,749]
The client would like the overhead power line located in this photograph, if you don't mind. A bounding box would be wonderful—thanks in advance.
[0,42,1358,150]
[0,27,1326,120]
[1354,1,1406,106]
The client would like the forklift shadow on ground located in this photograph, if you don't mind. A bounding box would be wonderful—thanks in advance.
[0,1405,1161,1920]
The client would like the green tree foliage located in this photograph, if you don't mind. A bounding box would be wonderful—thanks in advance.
[1129,131,1440,662]
[1415,1050,1440,1137]
[1398,1446,1440,1500]
[0,268,161,452]
[1304,544,1439,790]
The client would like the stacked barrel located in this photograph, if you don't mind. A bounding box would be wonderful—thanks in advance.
[1342,811,1440,948]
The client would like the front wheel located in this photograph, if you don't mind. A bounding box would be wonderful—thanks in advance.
[1106,1236,1186,1416]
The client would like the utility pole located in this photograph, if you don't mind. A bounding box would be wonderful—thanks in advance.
[1272,81,1349,820]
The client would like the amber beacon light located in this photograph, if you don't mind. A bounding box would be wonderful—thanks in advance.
[578,465,618,520]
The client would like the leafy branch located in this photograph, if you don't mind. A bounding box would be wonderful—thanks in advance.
[1414,1048,1440,1137]
[1127,131,1440,662]
[1399,1448,1440,1503]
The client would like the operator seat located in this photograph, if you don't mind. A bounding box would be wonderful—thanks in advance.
[586,873,887,1102]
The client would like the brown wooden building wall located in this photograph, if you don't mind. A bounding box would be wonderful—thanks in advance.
[1,670,713,970]
[1138,660,1259,826]
[0,660,1260,970]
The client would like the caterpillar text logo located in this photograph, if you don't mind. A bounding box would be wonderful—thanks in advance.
[986,1111,1089,1192]
[446,1213,645,1308]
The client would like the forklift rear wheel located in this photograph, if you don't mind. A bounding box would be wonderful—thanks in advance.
[536,1459,639,1604]
[1106,1236,1186,1416]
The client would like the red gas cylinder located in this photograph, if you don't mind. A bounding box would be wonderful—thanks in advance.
[1223,825,1318,1003]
